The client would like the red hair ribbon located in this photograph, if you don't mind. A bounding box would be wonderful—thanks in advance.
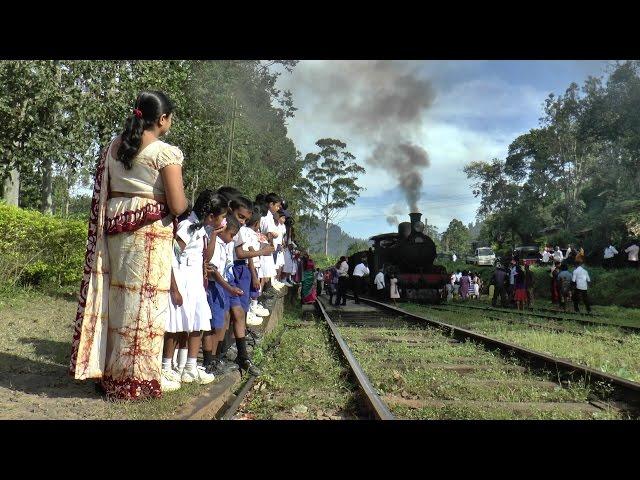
[133,109,143,118]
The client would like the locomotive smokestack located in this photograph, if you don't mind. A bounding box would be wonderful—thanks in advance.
[409,212,422,228]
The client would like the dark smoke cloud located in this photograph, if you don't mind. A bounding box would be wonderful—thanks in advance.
[386,215,398,226]
[369,143,430,213]
[289,61,436,212]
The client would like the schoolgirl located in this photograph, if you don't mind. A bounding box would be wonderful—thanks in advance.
[161,189,220,387]
[203,214,243,376]
[244,208,270,321]
[227,195,273,375]
[275,210,287,279]
[255,193,284,292]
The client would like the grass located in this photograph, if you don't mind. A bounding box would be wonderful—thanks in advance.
[338,324,623,420]
[0,283,210,419]
[236,309,361,420]
[400,302,640,383]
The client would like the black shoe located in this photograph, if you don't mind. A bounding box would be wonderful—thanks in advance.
[225,345,238,361]
[237,358,261,376]
[207,359,240,375]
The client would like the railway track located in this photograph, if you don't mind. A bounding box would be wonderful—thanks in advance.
[424,303,628,345]
[335,295,640,418]
[437,301,640,334]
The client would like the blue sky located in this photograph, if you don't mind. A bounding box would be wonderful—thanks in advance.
[275,60,612,240]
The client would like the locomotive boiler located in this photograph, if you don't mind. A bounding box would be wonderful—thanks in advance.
[348,212,449,303]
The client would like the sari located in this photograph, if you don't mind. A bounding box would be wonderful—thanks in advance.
[69,138,183,400]
[301,258,317,304]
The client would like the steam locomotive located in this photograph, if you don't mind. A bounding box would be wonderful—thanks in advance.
[348,212,449,303]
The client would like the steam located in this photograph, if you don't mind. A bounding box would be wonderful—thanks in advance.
[386,216,398,226]
[283,61,436,212]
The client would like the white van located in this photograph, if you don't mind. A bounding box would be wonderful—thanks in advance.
[466,247,496,266]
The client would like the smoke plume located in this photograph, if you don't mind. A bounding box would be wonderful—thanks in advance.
[284,61,436,213]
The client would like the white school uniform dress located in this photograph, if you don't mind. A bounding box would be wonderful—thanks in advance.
[259,211,278,278]
[275,223,286,269]
[166,244,188,333]
[243,228,262,276]
[167,212,212,333]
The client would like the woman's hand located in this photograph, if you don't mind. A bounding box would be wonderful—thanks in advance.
[170,288,183,307]
[252,277,260,290]
[231,287,244,296]
[204,263,216,277]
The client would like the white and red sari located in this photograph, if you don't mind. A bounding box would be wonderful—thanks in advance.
[69,138,183,400]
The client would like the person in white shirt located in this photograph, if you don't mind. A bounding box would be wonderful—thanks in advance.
[603,243,618,270]
[571,261,591,313]
[625,242,639,269]
[452,253,457,262]
[315,268,324,295]
[553,246,564,263]
[542,248,551,264]
[334,256,349,307]
[352,260,370,304]
[374,268,386,299]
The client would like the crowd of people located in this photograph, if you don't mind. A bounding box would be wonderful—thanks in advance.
[69,90,312,401]
[446,271,484,301]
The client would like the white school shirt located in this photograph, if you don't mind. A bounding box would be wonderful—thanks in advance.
[260,211,279,248]
[542,251,550,262]
[374,271,385,289]
[604,245,618,259]
[553,250,564,262]
[175,212,207,267]
[277,222,287,248]
[243,228,261,268]
[232,226,253,262]
[353,263,370,277]
[625,244,639,262]
[572,266,590,291]
[565,247,572,259]
[337,261,349,277]
[210,235,228,273]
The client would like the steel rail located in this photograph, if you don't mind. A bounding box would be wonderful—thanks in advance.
[352,296,640,414]
[316,298,395,420]
[436,301,640,333]
[424,304,626,345]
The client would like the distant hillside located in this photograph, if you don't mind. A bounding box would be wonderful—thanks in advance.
[299,215,369,256]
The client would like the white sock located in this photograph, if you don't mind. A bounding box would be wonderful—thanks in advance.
[162,358,172,370]
[185,357,197,371]
[177,348,188,370]
[172,349,178,366]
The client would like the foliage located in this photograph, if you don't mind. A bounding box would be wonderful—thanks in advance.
[297,138,365,255]
[464,61,640,256]
[0,202,86,291]
[441,218,470,256]
[346,240,370,257]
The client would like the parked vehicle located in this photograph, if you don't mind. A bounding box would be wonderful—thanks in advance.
[466,247,496,266]
[513,246,540,266]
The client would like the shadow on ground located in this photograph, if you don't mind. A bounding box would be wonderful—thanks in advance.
[0,338,101,400]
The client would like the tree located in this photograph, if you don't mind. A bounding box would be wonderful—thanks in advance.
[346,240,370,257]
[441,219,470,255]
[298,138,365,255]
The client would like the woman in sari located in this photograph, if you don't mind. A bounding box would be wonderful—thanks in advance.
[301,256,317,304]
[69,91,188,400]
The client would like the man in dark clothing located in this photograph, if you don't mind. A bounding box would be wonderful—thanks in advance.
[491,263,508,308]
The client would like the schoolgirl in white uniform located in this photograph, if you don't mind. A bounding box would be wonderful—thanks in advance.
[161,190,225,388]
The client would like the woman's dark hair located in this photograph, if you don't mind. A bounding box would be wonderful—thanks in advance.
[117,91,174,170]
[217,186,241,203]
[265,192,282,204]
[248,207,262,227]
[229,195,253,213]
[225,214,241,235]
[188,190,227,233]
[254,194,268,216]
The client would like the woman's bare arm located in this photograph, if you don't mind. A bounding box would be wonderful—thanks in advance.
[160,164,188,216]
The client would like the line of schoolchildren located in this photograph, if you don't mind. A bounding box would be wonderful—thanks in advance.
[160,187,294,392]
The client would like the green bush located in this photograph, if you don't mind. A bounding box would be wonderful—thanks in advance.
[0,202,86,291]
